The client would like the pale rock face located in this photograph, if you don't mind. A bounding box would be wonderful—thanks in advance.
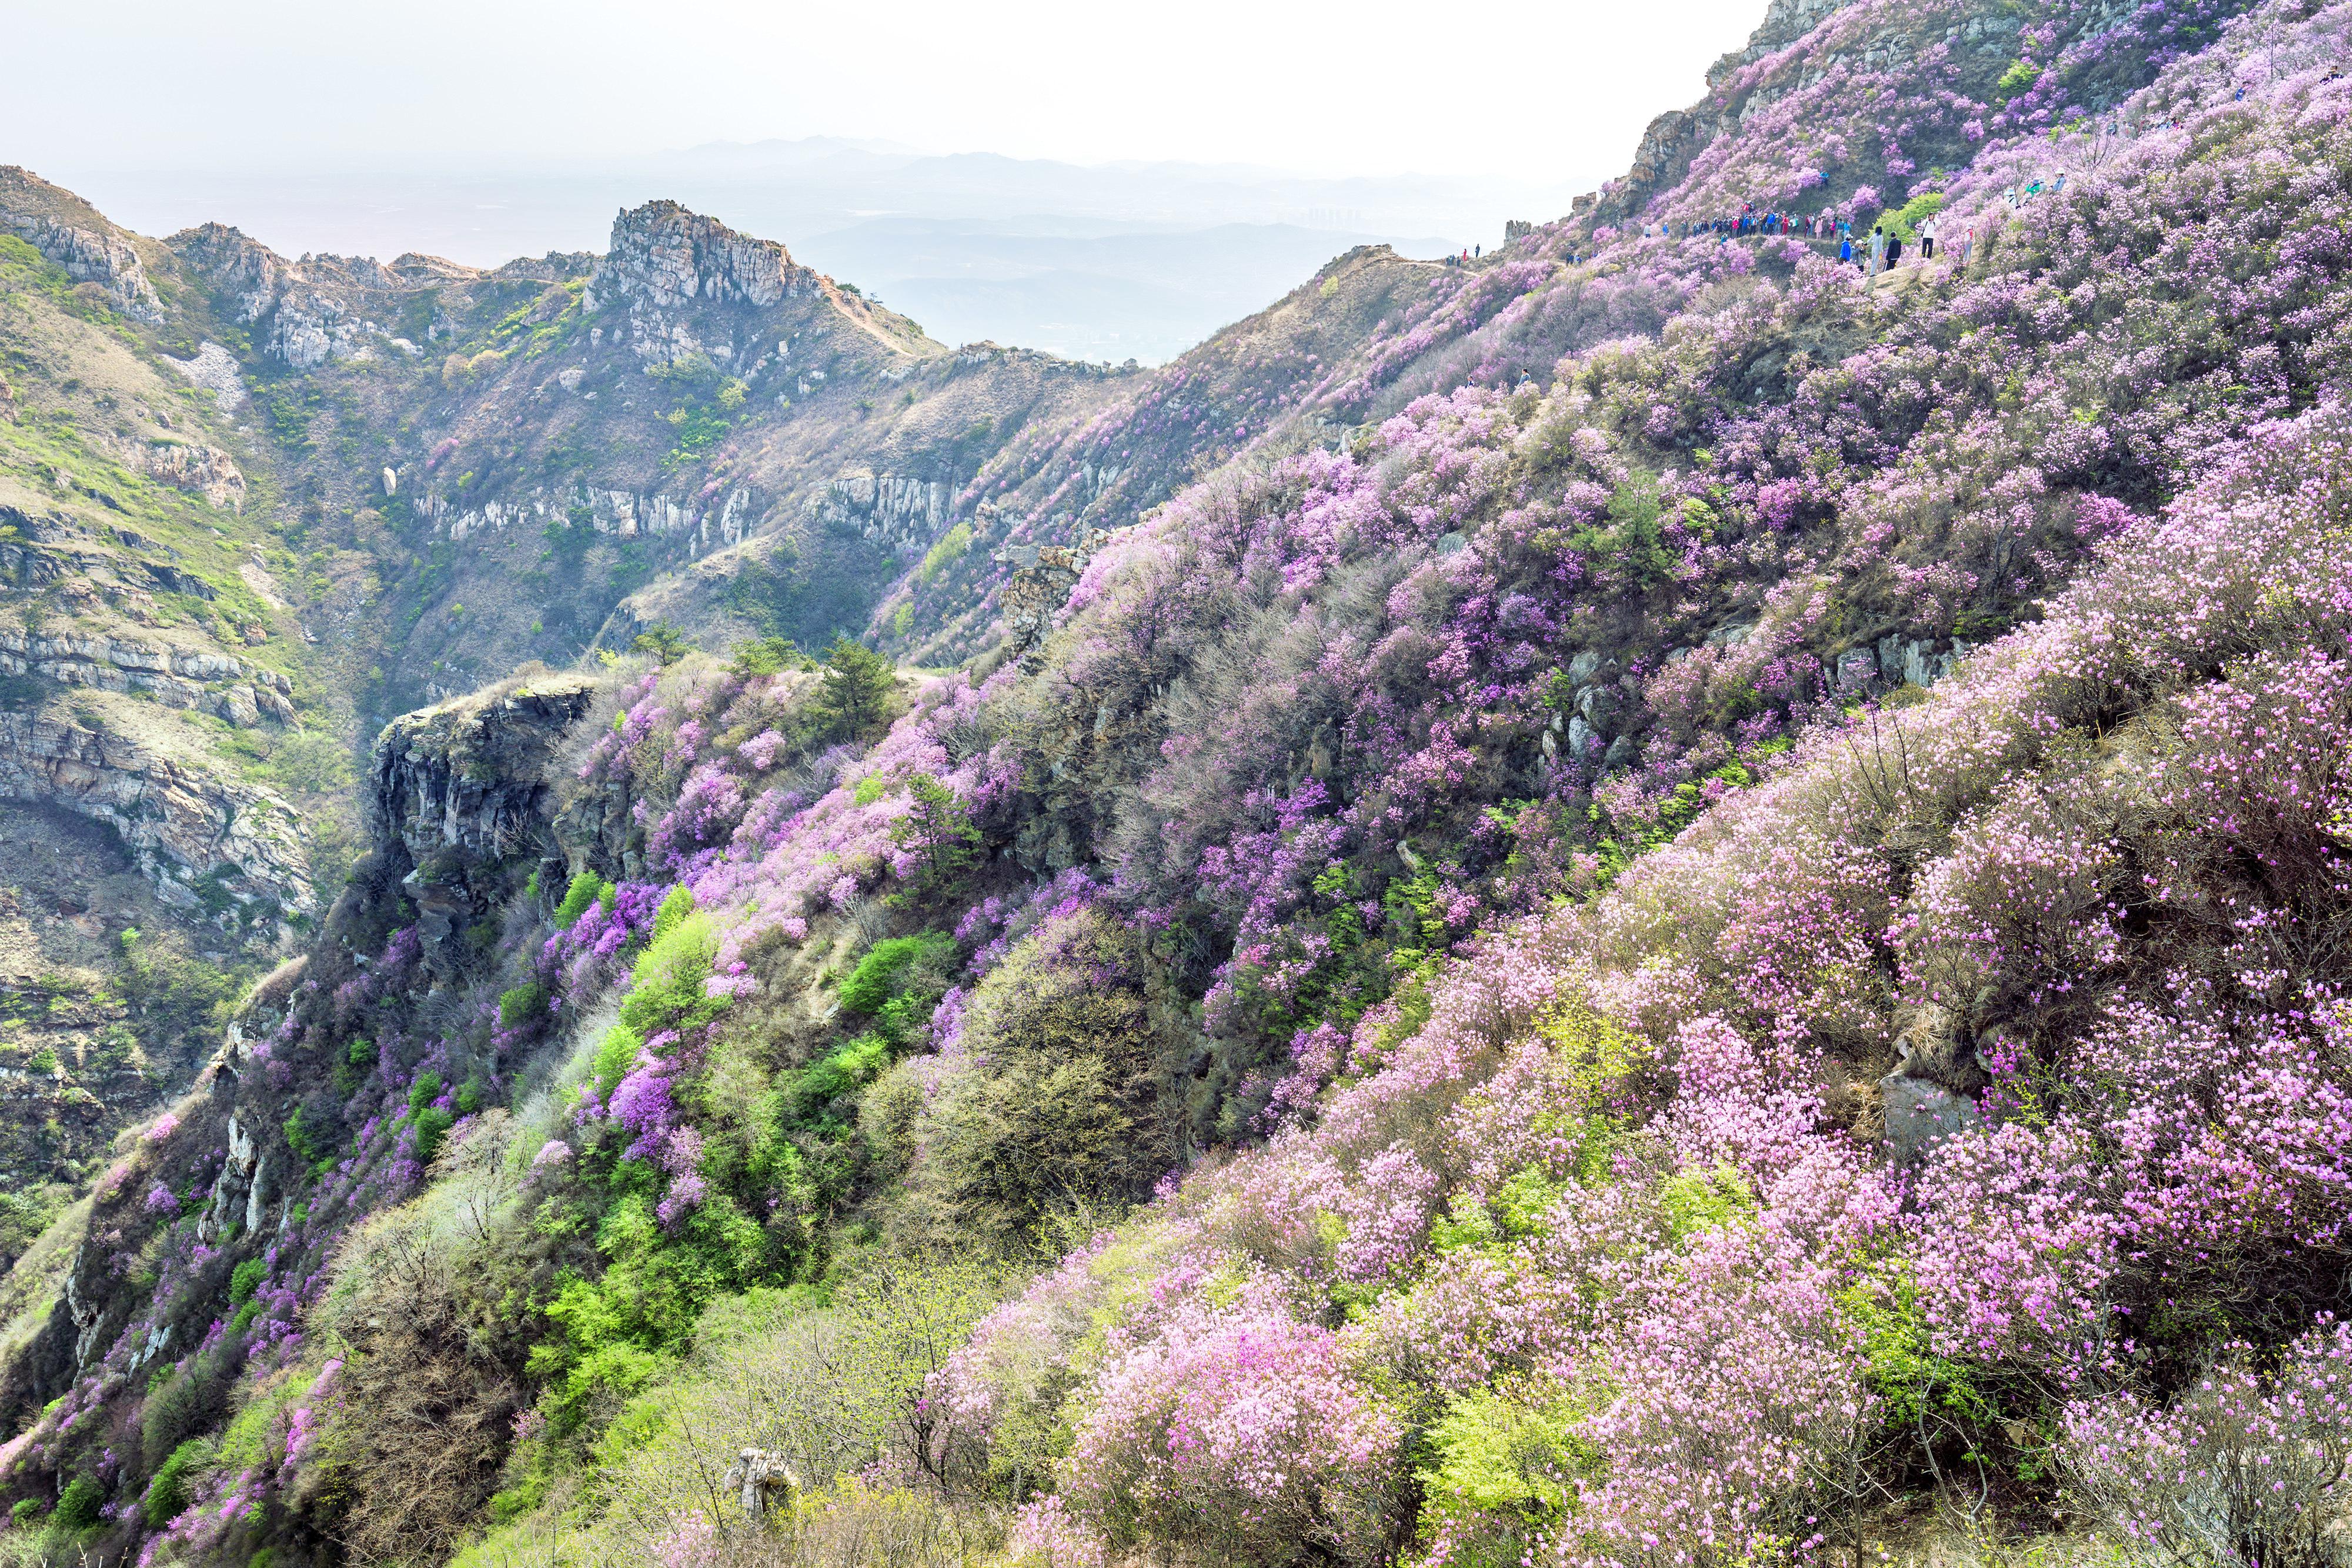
[585,200,819,362]
[811,468,954,552]
[0,628,285,713]
[165,341,249,413]
[0,166,165,321]
[418,479,765,557]
[132,438,246,510]
[0,709,313,925]
[167,222,462,369]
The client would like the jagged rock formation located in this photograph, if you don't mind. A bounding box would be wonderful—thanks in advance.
[168,222,575,370]
[369,675,597,972]
[0,707,310,925]
[0,167,162,322]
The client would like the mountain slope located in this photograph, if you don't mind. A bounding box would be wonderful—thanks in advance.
[1,0,2350,1562]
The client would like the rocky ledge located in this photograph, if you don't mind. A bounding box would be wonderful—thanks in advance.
[368,674,597,974]
[0,708,311,933]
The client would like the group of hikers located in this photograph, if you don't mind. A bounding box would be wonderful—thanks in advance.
[1546,189,2035,277]
[1525,166,2086,276]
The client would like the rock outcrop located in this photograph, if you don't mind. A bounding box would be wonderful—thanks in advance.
[811,468,954,551]
[0,707,312,928]
[168,223,539,369]
[0,166,163,322]
[583,200,824,363]
[368,675,597,973]
[0,623,289,716]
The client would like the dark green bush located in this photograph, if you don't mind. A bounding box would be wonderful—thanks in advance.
[229,1258,266,1305]
[54,1474,103,1530]
[144,1438,213,1529]
[498,981,546,1028]
[141,1356,227,1468]
[915,910,1173,1238]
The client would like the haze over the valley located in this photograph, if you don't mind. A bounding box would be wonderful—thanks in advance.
[9,0,1763,362]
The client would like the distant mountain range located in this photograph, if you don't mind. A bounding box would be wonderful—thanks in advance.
[48,141,1589,362]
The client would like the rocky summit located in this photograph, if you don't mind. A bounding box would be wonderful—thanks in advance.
[2,0,2351,1563]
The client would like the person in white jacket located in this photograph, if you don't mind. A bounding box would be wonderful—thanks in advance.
[1919,212,1939,260]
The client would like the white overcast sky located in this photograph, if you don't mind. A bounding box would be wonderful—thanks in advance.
[8,0,1763,186]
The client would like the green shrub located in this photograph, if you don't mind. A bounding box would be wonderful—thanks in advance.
[650,885,695,944]
[728,636,798,677]
[1418,1385,1595,1550]
[498,982,547,1028]
[916,521,973,584]
[143,1437,214,1530]
[554,871,610,928]
[915,910,1171,1238]
[9,1497,39,1526]
[141,1357,227,1467]
[796,1034,889,1115]
[413,1106,456,1166]
[1886,190,1947,240]
[592,1024,645,1097]
[616,912,724,1038]
[53,1475,103,1530]
[229,1258,267,1305]
[408,1070,444,1116]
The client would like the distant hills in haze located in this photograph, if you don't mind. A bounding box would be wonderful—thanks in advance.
[47,139,1588,362]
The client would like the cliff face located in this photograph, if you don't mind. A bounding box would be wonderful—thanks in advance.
[0,708,309,928]
[0,168,163,323]
[0,671,599,1439]
[368,676,596,973]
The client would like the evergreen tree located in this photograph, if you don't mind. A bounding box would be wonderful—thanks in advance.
[890,773,982,898]
[630,621,690,666]
[816,634,897,740]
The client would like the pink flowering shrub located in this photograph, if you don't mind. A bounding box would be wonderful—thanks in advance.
[2059,1319,2352,1568]
[1050,1293,1401,1566]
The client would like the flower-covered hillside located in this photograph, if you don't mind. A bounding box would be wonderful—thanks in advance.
[874,0,2334,696]
[2,0,2351,1562]
[954,385,2352,1568]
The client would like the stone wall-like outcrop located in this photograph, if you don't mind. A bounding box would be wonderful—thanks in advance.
[0,708,312,928]
[583,200,827,366]
[368,674,597,972]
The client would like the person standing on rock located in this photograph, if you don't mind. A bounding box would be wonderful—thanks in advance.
[1919,211,1937,260]
[1869,225,1887,276]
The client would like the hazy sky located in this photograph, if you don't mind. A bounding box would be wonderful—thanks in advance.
[9,0,1763,186]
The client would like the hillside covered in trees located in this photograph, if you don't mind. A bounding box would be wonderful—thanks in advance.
[1,0,2350,1562]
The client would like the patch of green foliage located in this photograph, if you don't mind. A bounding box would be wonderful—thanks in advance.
[916,521,973,584]
[554,871,612,928]
[814,635,898,741]
[889,775,982,904]
[143,1437,214,1531]
[728,635,800,677]
[499,982,547,1029]
[53,1475,103,1531]
[838,933,958,1048]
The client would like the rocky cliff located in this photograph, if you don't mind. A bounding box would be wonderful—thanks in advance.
[367,674,596,973]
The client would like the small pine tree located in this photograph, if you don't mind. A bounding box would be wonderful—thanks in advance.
[631,622,690,665]
[816,634,897,740]
[890,773,982,898]
[729,634,799,677]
